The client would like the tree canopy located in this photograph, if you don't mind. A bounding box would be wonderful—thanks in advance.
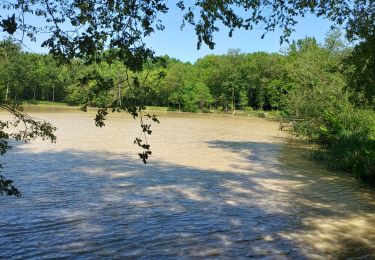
[0,1,373,63]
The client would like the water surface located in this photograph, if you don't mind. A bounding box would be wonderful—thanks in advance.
[1,106,374,259]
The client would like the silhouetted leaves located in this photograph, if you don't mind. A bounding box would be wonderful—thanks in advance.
[0,175,20,197]
[95,108,108,127]
[145,114,160,123]
[134,137,152,164]
[138,150,152,164]
[0,102,56,196]
[0,14,17,35]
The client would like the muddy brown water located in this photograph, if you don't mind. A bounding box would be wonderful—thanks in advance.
[1,106,374,259]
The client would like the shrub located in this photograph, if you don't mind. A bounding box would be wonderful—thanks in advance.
[286,86,375,185]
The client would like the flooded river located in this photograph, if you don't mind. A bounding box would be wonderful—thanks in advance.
[1,106,375,259]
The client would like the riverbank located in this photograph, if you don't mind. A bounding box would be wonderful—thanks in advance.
[144,105,282,119]
[19,101,282,120]
[21,100,70,107]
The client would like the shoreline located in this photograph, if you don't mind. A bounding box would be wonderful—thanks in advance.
[19,102,281,120]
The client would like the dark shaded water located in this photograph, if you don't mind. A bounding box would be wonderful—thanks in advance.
[1,107,375,259]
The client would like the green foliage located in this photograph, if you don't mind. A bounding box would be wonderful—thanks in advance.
[0,40,65,102]
[282,35,375,185]
[0,175,20,197]
[180,83,213,112]
[239,90,249,110]
[345,34,375,108]
[312,109,375,185]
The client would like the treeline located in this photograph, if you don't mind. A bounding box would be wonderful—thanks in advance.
[0,30,374,185]
[0,31,373,112]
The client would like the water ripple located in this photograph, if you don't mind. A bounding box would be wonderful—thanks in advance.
[1,109,375,259]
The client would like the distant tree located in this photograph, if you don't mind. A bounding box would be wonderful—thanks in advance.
[165,62,195,110]
[238,90,249,110]
[283,37,347,122]
[180,82,213,112]
[0,40,21,100]
[324,29,348,54]
[196,55,228,108]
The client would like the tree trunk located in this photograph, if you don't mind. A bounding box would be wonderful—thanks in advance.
[33,86,36,100]
[232,87,235,112]
[5,81,9,100]
[118,83,122,106]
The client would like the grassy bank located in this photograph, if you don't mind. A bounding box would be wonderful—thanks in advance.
[156,106,282,119]
[291,107,375,186]
[316,109,375,185]
[21,102,282,119]
[21,100,69,107]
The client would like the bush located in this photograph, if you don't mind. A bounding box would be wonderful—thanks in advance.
[322,110,375,184]
[182,101,199,112]
[286,87,375,185]
[267,110,282,119]
[257,111,267,118]
[281,48,375,185]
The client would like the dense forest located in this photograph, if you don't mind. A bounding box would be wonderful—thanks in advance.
[0,29,374,186]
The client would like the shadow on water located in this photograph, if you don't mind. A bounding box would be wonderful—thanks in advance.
[1,140,375,259]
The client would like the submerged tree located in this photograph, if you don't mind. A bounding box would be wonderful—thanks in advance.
[0,0,373,195]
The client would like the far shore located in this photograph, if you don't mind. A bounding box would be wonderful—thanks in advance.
[19,101,282,120]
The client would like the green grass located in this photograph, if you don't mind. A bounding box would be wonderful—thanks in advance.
[146,105,283,119]
[21,100,69,106]
[20,102,282,120]
[210,108,282,120]
[144,106,169,111]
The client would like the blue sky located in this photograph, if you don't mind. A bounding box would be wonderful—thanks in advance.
[1,4,335,63]
[145,12,334,62]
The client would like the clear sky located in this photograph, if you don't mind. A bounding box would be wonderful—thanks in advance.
[0,3,335,63]
[144,2,336,62]
[145,12,334,63]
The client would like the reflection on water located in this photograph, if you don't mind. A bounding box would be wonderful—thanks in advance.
[0,106,374,259]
